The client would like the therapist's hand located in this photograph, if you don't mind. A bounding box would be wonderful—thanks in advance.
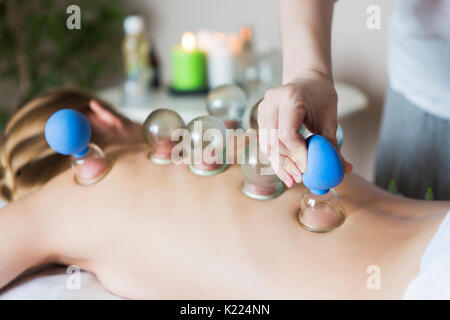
[257,70,353,188]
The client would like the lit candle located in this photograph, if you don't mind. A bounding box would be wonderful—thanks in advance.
[171,32,207,92]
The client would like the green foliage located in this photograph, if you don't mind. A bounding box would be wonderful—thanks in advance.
[388,179,396,194]
[425,187,434,201]
[0,0,126,108]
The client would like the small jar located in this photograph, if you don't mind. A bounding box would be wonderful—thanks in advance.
[297,188,345,233]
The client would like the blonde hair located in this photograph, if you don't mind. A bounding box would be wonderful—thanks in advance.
[0,87,127,201]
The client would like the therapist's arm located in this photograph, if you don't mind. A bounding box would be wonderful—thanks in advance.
[258,0,352,188]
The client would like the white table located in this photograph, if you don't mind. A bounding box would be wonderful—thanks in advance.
[98,81,368,124]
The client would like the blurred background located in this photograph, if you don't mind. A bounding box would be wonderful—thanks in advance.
[0,0,395,181]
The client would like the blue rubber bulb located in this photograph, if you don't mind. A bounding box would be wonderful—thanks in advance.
[45,109,91,158]
[303,135,344,195]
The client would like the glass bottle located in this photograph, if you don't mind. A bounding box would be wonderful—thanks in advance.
[122,15,150,107]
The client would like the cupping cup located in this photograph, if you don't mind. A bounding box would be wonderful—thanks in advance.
[143,109,185,164]
[240,141,284,200]
[298,135,345,232]
[186,115,228,176]
[45,109,112,186]
[206,84,247,129]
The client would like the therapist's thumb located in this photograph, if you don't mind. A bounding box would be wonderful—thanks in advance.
[322,130,353,174]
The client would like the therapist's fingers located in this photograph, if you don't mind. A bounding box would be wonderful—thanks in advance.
[278,100,308,174]
[257,97,278,158]
[343,161,353,174]
[281,155,302,184]
[267,142,299,187]
[258,90,306,187]
[321,126,353,174]
[258,98,294,187]
[269,153,296,188]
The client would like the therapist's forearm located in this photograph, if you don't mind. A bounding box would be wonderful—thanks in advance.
[278,0,335,83]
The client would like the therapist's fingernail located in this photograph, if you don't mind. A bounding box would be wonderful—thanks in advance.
[344,162,353,173]
[284,177,294,188]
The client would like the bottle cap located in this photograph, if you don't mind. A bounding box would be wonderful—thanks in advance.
[302,135,344,195]
[45,109,91,158]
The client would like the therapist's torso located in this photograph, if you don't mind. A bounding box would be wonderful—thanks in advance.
[389,0,450,120]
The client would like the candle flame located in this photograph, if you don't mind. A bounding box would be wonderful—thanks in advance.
[239,25,252,42]
[181,31,196,51]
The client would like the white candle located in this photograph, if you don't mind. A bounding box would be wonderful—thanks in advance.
[207,32,241,88]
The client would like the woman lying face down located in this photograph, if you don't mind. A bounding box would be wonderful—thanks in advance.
[0,88,448,299]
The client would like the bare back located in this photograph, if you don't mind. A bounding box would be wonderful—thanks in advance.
[6,146,449,299]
